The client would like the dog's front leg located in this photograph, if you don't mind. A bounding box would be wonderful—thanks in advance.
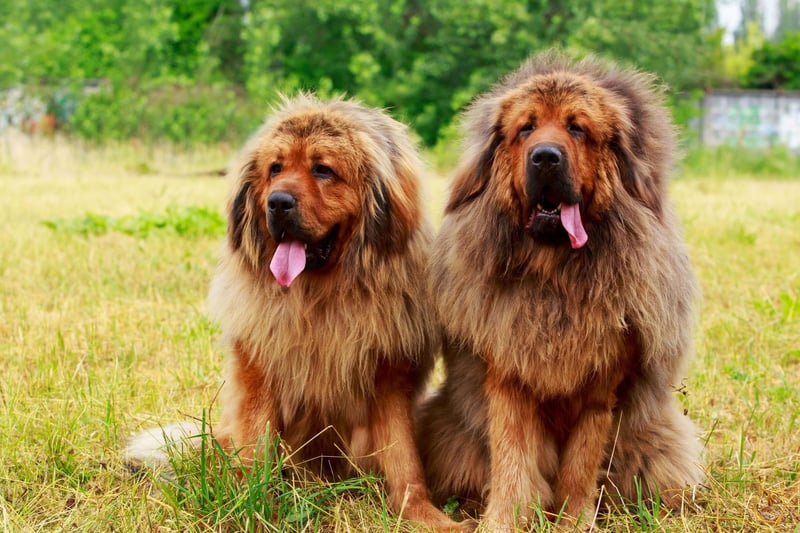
[367,368,471,532]
[482,367,553,531]
[214,341,281,464]
[554,397,615,527]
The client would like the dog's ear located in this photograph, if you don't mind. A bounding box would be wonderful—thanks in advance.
[358,130,424,255]
[228,180,250,252]
[363,168,420,255]
[603,72,668,218]
[228,159,267,265]
[612,136,662,217]
[446,125,503,213]
[364,179,400,250]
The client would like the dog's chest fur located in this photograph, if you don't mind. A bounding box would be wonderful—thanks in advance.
[450,272,630,397]
[208,250,435,422]
[431,201,690,399]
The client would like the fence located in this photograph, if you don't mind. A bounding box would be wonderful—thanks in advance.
[699,90,800,151]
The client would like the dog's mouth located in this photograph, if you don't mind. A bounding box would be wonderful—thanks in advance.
[524,199,587,249]
[531,199,562,221]
[269,225,339,287]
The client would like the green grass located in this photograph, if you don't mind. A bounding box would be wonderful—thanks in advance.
[42,206,226,239]
[1,134,799,531]
[148,420,386,532]
[681,145,800,180]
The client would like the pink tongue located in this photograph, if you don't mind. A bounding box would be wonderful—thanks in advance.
[269,239,306,287]
[560,203,588,249]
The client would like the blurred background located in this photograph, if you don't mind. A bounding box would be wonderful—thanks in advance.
[1,0,799,171]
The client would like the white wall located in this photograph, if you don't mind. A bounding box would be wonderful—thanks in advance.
[699,90,800,150]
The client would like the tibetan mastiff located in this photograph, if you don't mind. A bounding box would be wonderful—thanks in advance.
[125,94,465,531]
[416,52,704,529]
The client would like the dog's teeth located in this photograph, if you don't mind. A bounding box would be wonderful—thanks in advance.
[536,203,561,215]
[304,243,308,251]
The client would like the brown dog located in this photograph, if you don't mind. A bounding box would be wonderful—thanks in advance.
[125,94,465,531]
[416,52,703,529]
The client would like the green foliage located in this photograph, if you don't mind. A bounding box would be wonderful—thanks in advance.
[442,496,460,515]
[567,0,718,92]
[43,206,226,239]
[632,477,665,531]
[242,0,718,145]
[720,22,765,85]
[166,0,246,82]
[742,32,800,89]
[157,422,378,531]
[734,0,764,44]
[775,0,800,41]
[682,145,800,178]
[67,80,261,144]
[2,0,721,145]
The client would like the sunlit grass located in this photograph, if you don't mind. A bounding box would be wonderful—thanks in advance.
[1,135,798,531]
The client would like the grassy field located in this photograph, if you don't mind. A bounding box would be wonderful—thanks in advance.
[1,133,798,532]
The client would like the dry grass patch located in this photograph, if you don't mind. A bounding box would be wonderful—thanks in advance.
[1,136,798,531]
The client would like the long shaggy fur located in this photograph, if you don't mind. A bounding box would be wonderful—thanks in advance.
[125,94,465,531]
[416,52,704,529]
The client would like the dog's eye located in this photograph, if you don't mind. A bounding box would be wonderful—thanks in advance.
[312,164,337,180]
[567,122,585,139]
[519,123,535,138]
[269,163,283,177]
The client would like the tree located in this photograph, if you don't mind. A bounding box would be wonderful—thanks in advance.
[1,0,724,145]
[166,0,246,82]
[720,22,765,84]
[241,0,718,145]
[742,32,800,89]
[775,0,800,40]
[242,0,557,144]
[568,0,718,91]
[734,0,764,43]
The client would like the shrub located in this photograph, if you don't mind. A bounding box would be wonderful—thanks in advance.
[67,80,263,145]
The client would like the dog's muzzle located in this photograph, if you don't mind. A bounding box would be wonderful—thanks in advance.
[267,191,299,241]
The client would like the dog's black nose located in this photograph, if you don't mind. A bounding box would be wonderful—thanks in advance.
[530,144,563,168]
[267,191,297,216]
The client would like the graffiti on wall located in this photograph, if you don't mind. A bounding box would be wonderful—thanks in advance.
[700,90,800,150]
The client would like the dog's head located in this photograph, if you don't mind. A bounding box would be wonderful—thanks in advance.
[228,94,422,287]
[446,51,675,250]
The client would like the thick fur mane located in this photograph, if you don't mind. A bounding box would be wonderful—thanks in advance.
[208,226,436,413]
[431,194,695,395]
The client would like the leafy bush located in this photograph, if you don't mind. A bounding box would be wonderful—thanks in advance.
[1,0,719,147]
[742,32,800,89]
[682,144,800,178]
[67,80,262,145]
[43,206,226,238]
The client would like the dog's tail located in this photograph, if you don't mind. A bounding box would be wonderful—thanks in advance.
[123,420,205,472]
